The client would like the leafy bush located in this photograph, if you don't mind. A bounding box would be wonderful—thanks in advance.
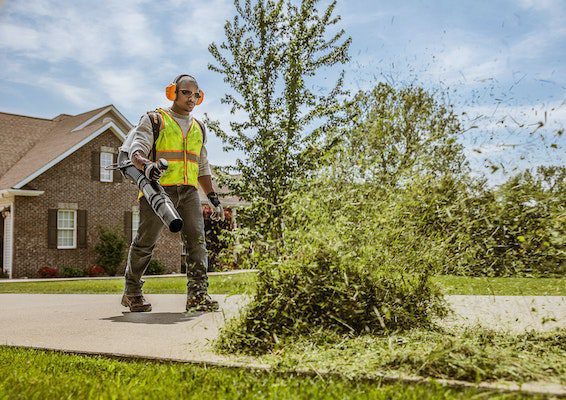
[59,266,85,278]
[0,269,9,279]
[94,227,127,276]
[86,265,105,277]
[38,267,59,278]
[145,260,165,275]
[456,168,565,277]
[403,167,565,277]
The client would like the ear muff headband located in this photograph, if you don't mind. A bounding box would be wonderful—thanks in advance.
[165,74,204,105]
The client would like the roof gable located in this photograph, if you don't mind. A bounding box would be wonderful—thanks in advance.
[0,105,131,190]
[0,114,54,178]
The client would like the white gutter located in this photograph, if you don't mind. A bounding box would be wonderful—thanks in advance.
[0,189,44,198]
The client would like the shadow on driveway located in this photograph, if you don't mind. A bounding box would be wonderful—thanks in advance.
[101,312,204,325]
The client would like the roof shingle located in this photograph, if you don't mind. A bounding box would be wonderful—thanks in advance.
[0,105,118,190]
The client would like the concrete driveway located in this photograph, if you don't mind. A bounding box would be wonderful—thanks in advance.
[0,294,255,365]
[0,294,564,363]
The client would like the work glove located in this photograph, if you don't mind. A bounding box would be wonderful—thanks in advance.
[207,192,225,222]
[144,161,165,181]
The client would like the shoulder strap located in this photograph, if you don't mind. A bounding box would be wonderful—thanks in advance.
[147,110,162,162]
[193,118,206,142]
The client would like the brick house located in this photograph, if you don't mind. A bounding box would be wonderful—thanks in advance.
[0,105,239,279]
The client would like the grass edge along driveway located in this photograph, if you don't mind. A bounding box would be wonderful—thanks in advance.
[0,272,564,296]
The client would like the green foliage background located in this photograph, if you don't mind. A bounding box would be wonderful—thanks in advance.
[211,0,564,354]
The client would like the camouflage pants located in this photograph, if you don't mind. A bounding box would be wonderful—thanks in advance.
[124,185,208,296]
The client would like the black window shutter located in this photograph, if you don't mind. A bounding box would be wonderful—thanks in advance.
[47,209,57,249]
[77,210,87,248]
[124,211,132,243]
[113,153,122,183]
[91,151,100,181]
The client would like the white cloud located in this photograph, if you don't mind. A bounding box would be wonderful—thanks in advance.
[172,0,233,49]
[0,23,40,51]
[0,0,167,62]
[0,0,170,110]
[35,76,98,107]
[94,68,164,114]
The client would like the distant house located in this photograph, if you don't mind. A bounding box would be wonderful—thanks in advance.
[0,105,240,279]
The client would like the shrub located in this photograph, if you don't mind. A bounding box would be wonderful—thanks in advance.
[0,269,9,279]
[38,267,59,278]
[86,265,106,277]
[59,266,85,278]
[458,168,565,277]
[94,227,127,276]
[406,167,565,277]
[145,260,166,275]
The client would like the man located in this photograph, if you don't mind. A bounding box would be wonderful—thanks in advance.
[120,74,224,313]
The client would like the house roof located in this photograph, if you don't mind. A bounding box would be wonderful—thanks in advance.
[0,105,131,190]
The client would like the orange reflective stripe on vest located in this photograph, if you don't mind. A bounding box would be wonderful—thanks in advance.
[155,151,200,163]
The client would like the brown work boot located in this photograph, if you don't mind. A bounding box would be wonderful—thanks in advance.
[121,293,152,312]
[186,293,219,312]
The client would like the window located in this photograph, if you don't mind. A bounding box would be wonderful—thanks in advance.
[132,208,140,240]
[100,152,113,182]
[57,210,76,249]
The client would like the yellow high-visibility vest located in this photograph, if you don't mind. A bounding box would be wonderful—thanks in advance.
[154,108,203,188]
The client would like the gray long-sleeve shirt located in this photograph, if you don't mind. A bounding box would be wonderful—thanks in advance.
[120,107,212,177]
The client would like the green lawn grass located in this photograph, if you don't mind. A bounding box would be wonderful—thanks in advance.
[0,346,541,399]
[0,273,564,296]
[433,275,566,296]
[0,272,256,295]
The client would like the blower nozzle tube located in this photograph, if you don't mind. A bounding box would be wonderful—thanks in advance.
[117,151,183,233]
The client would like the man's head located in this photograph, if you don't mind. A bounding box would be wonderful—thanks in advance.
[168,75,204,115]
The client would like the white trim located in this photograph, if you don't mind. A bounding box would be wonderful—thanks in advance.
[71,105,132,132]
[131,206,140,240]
[13,122,126,189]
[0,189,44,198]
[100,151,114,182]
[1,200,14,279]
[57,209,77,249]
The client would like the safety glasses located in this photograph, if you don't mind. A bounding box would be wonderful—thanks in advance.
[178,89,202,99]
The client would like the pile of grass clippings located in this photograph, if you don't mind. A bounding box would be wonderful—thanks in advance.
[216,246,448,354]
[262,327,566,384]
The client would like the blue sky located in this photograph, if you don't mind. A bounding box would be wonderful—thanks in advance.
[0,0,564,182]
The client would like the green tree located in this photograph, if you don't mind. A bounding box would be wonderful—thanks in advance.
[329,83,468,186]
[207,0,351,244]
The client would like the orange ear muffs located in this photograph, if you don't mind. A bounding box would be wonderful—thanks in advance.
[196,89,204,105]
[165,83,177,101]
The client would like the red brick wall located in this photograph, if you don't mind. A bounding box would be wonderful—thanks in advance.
[12,129,184,278]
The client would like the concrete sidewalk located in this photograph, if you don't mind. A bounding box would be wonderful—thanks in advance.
[444,295,565,332]
[0,294,563,363]
[0,294,255,366]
